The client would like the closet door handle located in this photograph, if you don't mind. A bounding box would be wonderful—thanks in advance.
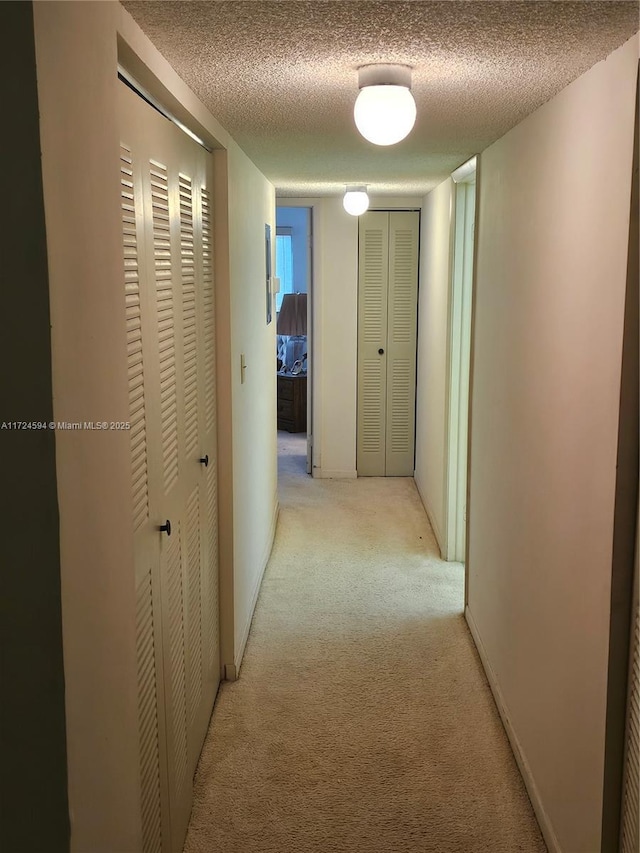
[199,454,209,467]
[159,520,172,537]
[378,348,385,355]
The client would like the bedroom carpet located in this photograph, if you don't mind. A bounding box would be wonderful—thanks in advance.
[183,445,546,853]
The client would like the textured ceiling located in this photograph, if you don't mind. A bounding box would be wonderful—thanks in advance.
[122,1,639,196]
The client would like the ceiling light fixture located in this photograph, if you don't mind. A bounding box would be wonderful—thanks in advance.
[354,64,417,146]
[343,185,370,216]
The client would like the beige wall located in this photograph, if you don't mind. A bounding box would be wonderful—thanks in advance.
[313,197,359,477]
[33,1,277,846]
[414,179,453,552]
[227,147,277,665]
[466,36,638,853]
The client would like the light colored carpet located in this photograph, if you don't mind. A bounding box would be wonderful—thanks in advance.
[184,460,547,852]
[277,429,308,479]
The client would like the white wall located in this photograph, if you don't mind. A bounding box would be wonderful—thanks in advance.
[466,36,638,853]
[313,197,359,477]
[227,148,277,667]
[414,180,453,552]
[33,1,277,846]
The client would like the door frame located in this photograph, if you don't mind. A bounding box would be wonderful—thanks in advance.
[444,156,477,562]
[274,200,316,473]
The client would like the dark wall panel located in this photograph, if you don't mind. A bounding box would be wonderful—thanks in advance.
[0,3,70,850]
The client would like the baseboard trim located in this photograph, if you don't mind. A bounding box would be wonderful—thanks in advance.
[465,605,562,853]
[223,663,237,682]
[233,498,280,676]
[414,475,446,557]
[314,468,357,479]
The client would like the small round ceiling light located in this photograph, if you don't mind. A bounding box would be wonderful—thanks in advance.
[343,186,370,216]
[354,64,417,146]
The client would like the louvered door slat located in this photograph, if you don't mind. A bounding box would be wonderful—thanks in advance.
[164,521,189,811]
[205,461,219,666]
[201,188,216,433]
[388,229,415,343]
[361,228,386,343]
[620,598,639,853]
[151,159,179,497]
[388,359,413,453]
[193,178,220,759]
[360,360,384,453]
[136,570,162,853]
[357,212,389,476]
[385,213,419,476]
[180,174,199,459]
[185,487,202,733]
[121,145,150,531]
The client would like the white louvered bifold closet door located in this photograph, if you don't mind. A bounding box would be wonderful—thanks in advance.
[121,141,170,853]
[198,184,220,733]
[357,211,419,477]
[357,212,389,476]
[119,81,221,853]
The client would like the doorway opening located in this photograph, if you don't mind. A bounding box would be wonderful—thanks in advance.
[444,157,477,562]
[275,205,312,479]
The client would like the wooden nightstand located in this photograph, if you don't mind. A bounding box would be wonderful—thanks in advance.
[277,373,307,432]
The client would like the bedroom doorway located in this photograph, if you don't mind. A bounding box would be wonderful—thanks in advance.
[275,205,312,479]
[444,157,477,562]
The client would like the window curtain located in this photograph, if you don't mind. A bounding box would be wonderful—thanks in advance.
[275,230,294,312]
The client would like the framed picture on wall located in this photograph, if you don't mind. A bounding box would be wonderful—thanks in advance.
[265,223,272,325]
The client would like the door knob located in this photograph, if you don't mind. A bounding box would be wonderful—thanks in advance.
[378,348,384,355]
[199,454,209,467]
[159,520,172,536]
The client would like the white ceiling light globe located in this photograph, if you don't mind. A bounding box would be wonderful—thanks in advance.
[354,85,417,146]
[343,189,370,216]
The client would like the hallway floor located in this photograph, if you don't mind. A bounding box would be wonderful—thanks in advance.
[183,440,546,852]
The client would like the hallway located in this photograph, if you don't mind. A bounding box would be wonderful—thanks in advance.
[183,463,546,852]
